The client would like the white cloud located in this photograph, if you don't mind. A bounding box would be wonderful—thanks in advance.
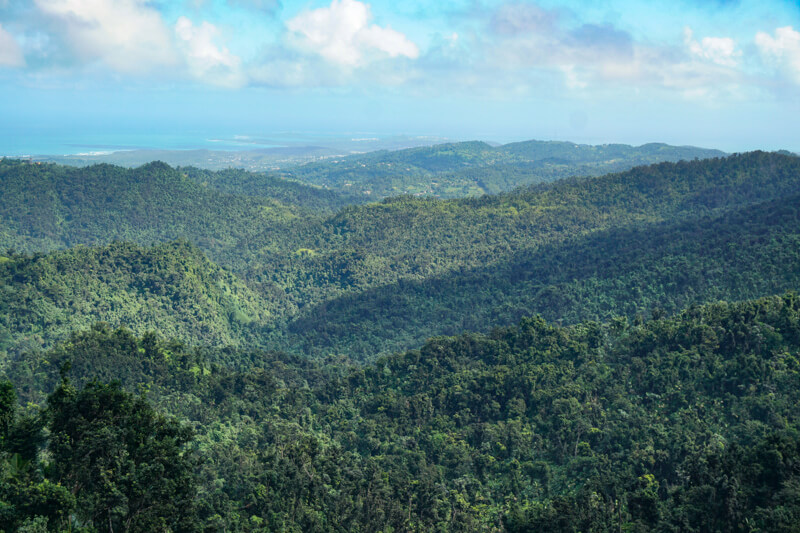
[175,17,244,87]
[0,24,25,67]
[684,27,741,67]
[485,3,634,67]
[286,0,419,67]
[462,5,745,98]
[755,26,800,84]
[33,0,178,73]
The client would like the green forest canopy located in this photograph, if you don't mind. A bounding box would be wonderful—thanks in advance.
[1,149,800,530]
[3,294,800,531]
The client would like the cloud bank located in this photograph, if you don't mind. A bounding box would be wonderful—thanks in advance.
[175,17,244,87]
[1,0,798,99]
[33,0,178,74]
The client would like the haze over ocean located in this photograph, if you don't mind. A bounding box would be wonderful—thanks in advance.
[1,0,798,154]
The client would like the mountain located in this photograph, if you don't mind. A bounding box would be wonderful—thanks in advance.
[1,152,798,360]
[2,145,800,531]
[239,151,800,319]
[0,240,276,356]
[285,191,800,359]
[0,159,348,259]
[180,166,364,209]
[5,294,800,531]
[275,139,726,198]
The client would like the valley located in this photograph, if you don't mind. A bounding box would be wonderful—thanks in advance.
[1,144,799,532]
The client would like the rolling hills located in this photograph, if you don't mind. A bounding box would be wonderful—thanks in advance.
[285,191,800,358]
[2,144,800,532]
[275,139,726,198]
[5,294,800,531]
[1,151,798,361]
[0,240,276,357]
[0,159,348,258]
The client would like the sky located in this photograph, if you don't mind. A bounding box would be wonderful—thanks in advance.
[0,0,799,152]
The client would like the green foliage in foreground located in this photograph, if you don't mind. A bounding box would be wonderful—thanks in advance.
[5,294,800,531]
[0,376,196,532]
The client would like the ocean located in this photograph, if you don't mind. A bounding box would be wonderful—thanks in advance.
[0,128,327,157]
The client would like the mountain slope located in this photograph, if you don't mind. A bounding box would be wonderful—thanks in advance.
[285,191,800,358]
[0,159,327,258]
[276,139,726,198]
[1,152,798,360]
[240,151,800,312]
[5,294,800,531]
[180,166,365,209]
[0,240,276,356]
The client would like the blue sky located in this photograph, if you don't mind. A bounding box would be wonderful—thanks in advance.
[1,0,799,152]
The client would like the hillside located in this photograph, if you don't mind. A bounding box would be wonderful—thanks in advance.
[2,149,800,531]
[239,151,800,314]
[275,139,726,198]
[4,294,800,531]
[285,191,800,358]
[179,166,365,209]
[0,152,797,360]
[0,240,276,356]
[0,159,341,258]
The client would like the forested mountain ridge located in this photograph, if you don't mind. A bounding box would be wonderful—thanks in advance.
[284,190,800,358]
[0,240,276,357]
[275,139,726,198]
[2,145,800,531]
[1,151,799,360]
[3,151,793,282]
[237,151,800,313]
[4,293,800,531]
[6,182,800,361]
[179,165,364,209]
[0,159,344,258]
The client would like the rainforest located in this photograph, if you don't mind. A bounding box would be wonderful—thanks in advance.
[0,143,799,532]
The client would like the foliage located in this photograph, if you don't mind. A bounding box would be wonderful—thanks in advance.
[275,140,725,198]
[180,166,363,210]
[285,190,800,358]
[47,378,198,532]
[5,294,800,531]
[3,149,800,530]
[0,240,277,357]
[1,152,800,361]
[1,366,198,532]
[0,159,323,260]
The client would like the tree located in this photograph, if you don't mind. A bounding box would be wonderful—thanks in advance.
[47,378,198,532]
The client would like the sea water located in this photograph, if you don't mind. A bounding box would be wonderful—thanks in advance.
[0,127,319,157]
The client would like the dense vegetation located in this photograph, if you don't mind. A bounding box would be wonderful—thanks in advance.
[4,294,800,531]
[2,151,799,361]
[0,240,277,358]
[243,151,799,314]
[0,374,197,532]
[285,191,800,358]
[179,166,363,209]
[2,145,800,531]
[0,159,342,258]
[275,140,725,198]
